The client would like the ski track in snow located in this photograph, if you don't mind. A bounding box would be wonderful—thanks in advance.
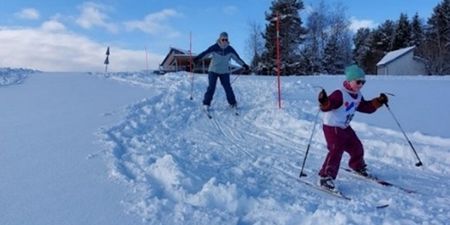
[0,67,37,86]
[99,72,450,225]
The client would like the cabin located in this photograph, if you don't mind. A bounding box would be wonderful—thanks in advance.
[158,47,210,74]
[376,46,427,75]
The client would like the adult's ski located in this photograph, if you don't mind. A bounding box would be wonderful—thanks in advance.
[230,105,239,116]
[233,107,239,116]
[343,168,416,194]
[297,178,351,200]
[205,111,212,119]
[204,106,238,119]
[203,107,212,119]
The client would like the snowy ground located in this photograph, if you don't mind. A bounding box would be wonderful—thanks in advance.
[0,71,149,225]
[1,69,449,225]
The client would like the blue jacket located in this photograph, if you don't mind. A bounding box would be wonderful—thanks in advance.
[195,43,246,74]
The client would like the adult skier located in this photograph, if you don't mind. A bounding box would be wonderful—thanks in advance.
[194,32,249,110]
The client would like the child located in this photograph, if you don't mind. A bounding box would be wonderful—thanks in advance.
[318,64,388,190]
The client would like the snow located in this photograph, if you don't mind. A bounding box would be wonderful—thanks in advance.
[1,69,449,225]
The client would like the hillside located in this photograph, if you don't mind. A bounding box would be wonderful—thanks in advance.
[1,70,449,225]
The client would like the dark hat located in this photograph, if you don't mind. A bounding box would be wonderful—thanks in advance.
[219,32,228,38]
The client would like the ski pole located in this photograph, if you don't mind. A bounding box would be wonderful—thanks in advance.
[299,85,325,177]
[230,67,244,84]
[231,73,241,84]
[189,32,194,100]
[189,67,195,100]
[299,106,321,177]
[384,102,423,167]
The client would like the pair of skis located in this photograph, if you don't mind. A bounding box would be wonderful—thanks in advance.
[204,106,239,119]
[298,170,415,208]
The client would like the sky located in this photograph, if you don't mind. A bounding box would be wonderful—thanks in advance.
[0,0,443,72]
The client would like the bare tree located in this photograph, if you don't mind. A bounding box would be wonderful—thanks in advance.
[322,1,353,74]
[301,0,329,74]
[246,21,265,73]
[300,0,352,74]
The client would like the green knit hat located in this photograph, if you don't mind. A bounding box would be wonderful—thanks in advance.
[345,64,365,81]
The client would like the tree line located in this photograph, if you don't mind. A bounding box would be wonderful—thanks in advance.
[247,0,450,75]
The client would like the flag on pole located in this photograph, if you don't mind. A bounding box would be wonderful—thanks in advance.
[104,46,110,72]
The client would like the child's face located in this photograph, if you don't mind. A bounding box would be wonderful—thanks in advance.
[349,79,366,91]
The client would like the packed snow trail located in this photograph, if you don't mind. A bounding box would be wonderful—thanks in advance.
[101,72,450,225]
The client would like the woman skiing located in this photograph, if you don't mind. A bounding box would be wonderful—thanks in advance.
[194,32,249,110]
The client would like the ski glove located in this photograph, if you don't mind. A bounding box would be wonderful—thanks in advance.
[318,89,328,105]
[377,93,388,105]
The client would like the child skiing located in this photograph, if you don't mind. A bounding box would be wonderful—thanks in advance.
[317,64,388,190]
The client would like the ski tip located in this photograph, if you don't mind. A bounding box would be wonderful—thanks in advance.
[403,189,417,194]
[376,204,389,209]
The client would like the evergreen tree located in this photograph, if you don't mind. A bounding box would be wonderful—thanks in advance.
[363,20,396,73]
[409,12,425,47]
[322,34,344,74]
[353,28,373,73]
[420,0,450,74]
[391,13,412,50]
[372,20,396,52]
[261,0,307,75]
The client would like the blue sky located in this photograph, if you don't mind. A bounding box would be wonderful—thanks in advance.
[0,0,443,72]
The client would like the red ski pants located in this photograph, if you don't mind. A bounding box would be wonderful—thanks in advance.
[319,125,366,179]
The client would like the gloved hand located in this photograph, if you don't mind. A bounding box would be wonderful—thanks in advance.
[377,93,388,105]
[318,89,328,105]
[243,64,250,71]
